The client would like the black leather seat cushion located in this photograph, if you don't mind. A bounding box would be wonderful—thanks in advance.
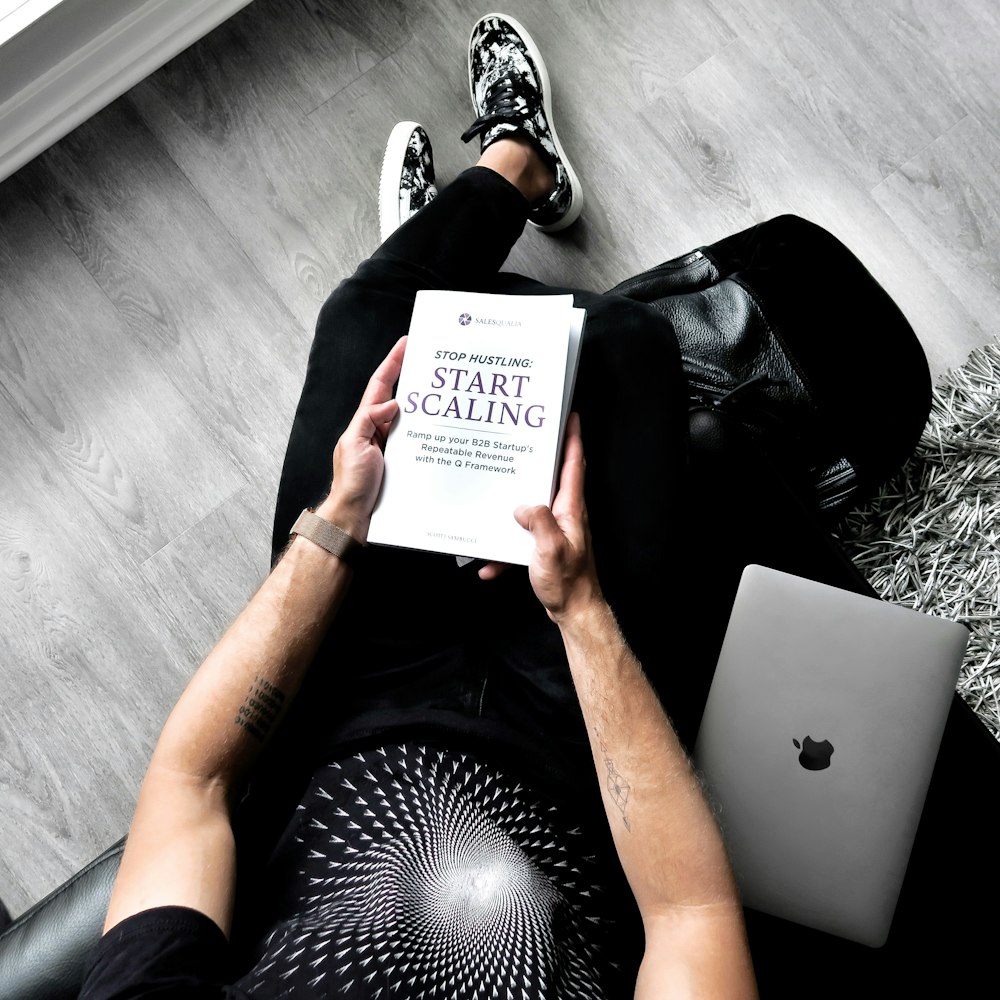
[0,839,125,1000]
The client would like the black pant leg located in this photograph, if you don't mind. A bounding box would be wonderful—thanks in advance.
[270,167,530,567]
[372,166,529,283]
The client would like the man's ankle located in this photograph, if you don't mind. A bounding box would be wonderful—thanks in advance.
[477,135,556,204]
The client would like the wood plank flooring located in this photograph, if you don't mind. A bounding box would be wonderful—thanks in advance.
[1,0,997,916]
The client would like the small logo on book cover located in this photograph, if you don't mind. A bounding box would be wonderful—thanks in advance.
[458,312,472,325]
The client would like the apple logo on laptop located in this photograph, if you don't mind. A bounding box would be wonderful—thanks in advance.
[793,735,834,770]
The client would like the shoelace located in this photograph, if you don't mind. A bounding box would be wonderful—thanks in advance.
[460,74,534,143]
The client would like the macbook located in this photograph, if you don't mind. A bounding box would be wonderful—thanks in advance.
[692,564,968,947]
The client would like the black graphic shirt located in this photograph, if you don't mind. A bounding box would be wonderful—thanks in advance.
[81,742,637,999]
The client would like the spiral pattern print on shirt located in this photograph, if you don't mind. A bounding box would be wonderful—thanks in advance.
[243,744,612,999]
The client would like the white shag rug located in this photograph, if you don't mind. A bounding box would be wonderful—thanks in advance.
[837,339,1000,740]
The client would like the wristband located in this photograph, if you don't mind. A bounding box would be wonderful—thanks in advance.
[289,508,366,567]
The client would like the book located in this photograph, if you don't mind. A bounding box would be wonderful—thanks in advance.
[367,289,584,565]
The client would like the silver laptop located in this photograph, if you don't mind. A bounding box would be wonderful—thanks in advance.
[693,564,968,947]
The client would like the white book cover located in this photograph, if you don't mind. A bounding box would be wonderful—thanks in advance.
[368,290,583,565]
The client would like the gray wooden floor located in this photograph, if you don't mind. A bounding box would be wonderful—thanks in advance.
[1,0,998,917]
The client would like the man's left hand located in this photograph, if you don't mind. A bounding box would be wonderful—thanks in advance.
[317,336,406,540]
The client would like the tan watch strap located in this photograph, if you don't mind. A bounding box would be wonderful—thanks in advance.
[289,508,365,566]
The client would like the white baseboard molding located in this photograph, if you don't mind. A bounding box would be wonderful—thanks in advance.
[0,0,253,184]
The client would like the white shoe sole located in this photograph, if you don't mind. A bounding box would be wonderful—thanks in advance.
[469,13,584,232]
[378,120,421,244]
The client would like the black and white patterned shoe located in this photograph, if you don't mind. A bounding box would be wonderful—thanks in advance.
[461,13,583,232]
[378,121,438,243]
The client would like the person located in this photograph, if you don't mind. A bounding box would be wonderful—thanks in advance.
[77,13,757,998]
[65,7,1000,997]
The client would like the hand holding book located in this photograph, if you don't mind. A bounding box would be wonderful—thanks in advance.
[318,335,407,541]
[479,413,604,623]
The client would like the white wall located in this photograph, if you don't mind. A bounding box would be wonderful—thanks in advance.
[0,1,71,48]
[0,0,252,183]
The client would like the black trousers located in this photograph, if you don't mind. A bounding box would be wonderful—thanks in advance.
[244,166,999,995]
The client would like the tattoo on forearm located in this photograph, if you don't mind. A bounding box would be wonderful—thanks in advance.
[605,758,632,831]
[595,729,632,831]
[234,674,286,743]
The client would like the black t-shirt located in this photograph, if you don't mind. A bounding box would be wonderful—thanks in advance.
[78,906,243,998]
[81,741,640,999]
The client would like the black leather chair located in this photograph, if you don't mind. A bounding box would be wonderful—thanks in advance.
[0,840,124,1000]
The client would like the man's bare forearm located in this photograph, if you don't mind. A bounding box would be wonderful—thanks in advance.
[148,497,352,797]
[512,414,755,995]
[558,598,740,918]
[145,339,405,799]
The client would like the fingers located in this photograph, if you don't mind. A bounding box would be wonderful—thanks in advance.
[361,335,407,406]
[515,503,565,554]
[369,398,400,445]
[368,397,399,430]
[345,397,399,445]
[477,561,509,581]
[552,412,586,520]
[565,410,583,451]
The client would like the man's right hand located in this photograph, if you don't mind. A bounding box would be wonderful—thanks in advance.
[511,412,604,624]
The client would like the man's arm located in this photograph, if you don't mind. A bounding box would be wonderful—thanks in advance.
[103,336,407,938]
[504,413,757,998]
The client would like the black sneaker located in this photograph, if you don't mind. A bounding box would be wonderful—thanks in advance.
[378,121,438,243]
[461,13,583,232]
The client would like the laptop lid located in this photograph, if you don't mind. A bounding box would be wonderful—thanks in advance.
[692,564,968,947]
